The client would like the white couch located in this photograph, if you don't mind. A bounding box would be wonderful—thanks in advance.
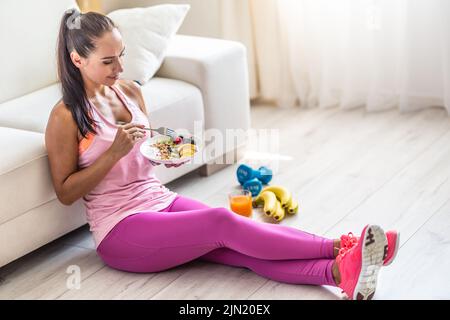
[0,0,250,267]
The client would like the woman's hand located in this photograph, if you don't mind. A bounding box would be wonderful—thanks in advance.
[149,160,185,168]
[108,123,147,160]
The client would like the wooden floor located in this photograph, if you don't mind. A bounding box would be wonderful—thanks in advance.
[1,104,450,300]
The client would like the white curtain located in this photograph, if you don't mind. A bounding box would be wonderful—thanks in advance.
[221,0,450,114]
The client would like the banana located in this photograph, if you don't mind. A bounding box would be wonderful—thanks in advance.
[261,186,292,208]
[252,196,264,208]
[286,198,299,215]
[273,200,285,222]
[256,191,278,217]
[178,144,196,158]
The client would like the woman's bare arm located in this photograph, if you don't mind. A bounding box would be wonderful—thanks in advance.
[45,102,121,206]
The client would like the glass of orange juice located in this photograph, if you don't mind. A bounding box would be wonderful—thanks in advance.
[228,190,253,217]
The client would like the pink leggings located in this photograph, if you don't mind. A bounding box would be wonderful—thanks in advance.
[97,195,337,287]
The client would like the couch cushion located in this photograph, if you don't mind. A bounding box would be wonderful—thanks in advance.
[142,77,204,134]
[0,78,204,135]
[0,0,78,103]
[0,127,56,225]
[0,84,62,133]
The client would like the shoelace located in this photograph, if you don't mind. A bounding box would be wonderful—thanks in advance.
[337,232,358,260]
[341,232,358,250]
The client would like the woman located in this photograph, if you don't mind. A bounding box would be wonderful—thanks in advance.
[45,9,399,300]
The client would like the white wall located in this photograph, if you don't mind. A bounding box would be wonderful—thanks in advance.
[103,0,223,38]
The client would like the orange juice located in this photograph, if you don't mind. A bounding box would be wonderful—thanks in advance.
[229,193,253,217]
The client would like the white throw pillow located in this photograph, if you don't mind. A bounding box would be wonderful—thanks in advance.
[107,4,190,85]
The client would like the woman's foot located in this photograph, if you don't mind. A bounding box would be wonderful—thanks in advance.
[336,230,400,266]
[383,231,400,266]
[335,225,387,300]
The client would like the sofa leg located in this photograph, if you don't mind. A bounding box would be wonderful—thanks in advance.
[198,163,230,177]
[198,144,246,177]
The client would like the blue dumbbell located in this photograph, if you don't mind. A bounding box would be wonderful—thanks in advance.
[237,164,273,186]
[243,178,263,197]
[257,166,273,184]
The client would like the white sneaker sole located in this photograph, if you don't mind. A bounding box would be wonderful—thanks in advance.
[352,225,387,300]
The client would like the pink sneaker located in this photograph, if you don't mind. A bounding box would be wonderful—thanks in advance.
[340,230,400,267]
[336,225,387,300]
[383,231,400,266]
[340,232,358,251]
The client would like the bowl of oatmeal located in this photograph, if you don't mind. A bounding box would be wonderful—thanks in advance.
[140,134,198,165]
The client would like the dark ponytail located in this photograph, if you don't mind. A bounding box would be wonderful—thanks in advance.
[56,8,116,139]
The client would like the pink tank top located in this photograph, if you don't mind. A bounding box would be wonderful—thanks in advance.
[78,85,178,249]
